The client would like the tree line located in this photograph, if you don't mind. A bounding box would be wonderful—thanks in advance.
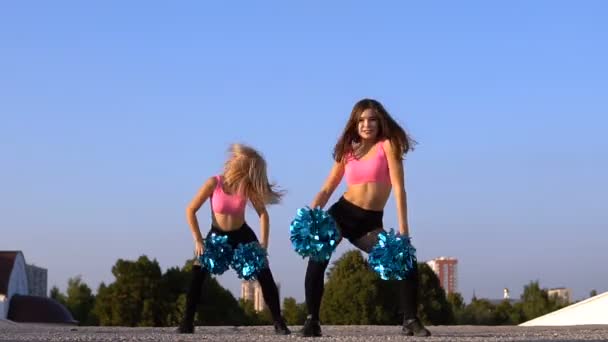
[50,251,577,326]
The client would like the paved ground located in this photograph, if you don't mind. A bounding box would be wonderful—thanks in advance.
[1,323,608,341]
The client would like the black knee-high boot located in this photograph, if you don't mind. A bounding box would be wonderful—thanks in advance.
[400,264,431,336]
[302,259,329,337]
[304,259,329,320]
[178,264,207,334]
[256,268,282,321]
[400,263,419,319]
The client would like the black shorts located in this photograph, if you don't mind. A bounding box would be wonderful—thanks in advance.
[328,196,384,242]
[207,222,259,248]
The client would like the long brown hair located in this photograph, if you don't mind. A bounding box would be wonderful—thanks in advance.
[333,98,417,162]
[222,143,284,206]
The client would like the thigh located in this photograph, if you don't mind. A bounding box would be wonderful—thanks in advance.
[328,201,356,242]
[351,228,384,253]
[333,222,344,246]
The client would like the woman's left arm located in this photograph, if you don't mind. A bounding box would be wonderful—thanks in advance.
[384,140,409,236]
[252,200,270,249]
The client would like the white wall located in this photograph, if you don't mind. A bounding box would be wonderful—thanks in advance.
[0,295,7,319]
[520,291,608,326]
[8,252,29,299]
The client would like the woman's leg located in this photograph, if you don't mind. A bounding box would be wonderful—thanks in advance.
[352,230,419,319]
[254,264,291,334]
[229,223,290,334]
[255,268,282,320]
[178,260,209,333]
[304,258,331,321]
[302,231,342,337]
[178,227,221,333]
[352,229,430,336]
[350,229,382,253]
[301,258,330,337]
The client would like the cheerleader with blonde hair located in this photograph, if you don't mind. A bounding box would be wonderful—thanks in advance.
[177,143,290,335]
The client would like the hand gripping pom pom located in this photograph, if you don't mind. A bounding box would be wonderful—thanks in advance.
[368,229,417,280]
[289,206,341,262]
[231,242,269,280]
[198,233,233,275]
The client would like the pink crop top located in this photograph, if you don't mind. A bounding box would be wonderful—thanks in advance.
[211,175,247,215]
[344,140,391,186]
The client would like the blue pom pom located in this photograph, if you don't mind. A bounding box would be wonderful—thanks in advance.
[231,242,268,280]
[368,229,417,280]
[289,206,341,262]
[199,233,233,275]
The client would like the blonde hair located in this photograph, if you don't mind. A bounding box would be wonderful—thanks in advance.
[222,143,284,206]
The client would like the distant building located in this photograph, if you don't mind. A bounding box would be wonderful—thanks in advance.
[0,251,29,319]
[487,288,520,305]
[426,257,458,294]
[1,250,74,324]
[25,264,47,297]
[241,280,280,312]
[548,287,572,304]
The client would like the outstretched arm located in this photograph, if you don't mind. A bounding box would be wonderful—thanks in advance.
[252,200,270,249]
[310,160,345,209]
[186,176,217,255]
[384,140,409,236]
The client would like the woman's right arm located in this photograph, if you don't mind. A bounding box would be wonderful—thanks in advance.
[310,160,345,209]
[186,176,217,255]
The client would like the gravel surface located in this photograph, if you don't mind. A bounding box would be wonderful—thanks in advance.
[1,323,608,341]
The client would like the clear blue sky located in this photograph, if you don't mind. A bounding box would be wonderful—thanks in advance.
[2,1,607,304]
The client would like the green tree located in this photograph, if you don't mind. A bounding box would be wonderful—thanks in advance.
[520,281,565,321]
[416,263,454,325]
[92,282,113,325]
[197,276,249,325]
[165,294,186,327]
[93,256,249,327]
[159,265,189,327]
[238,299,272,325]
[493,300,515,325]
[92,255,164,326]
[50,286,67,306]
[447,292,465,324]
[589,289,598,298]
[509,302,525,325]
[239,299,258,324]
[283,297,307,325]
[167,260,249,326]
[65,276,98,325]
[376,264,454,325]
[320,250,385,324]
[460,298,497,325]
[258,306,274,325]
[319,250,455,325]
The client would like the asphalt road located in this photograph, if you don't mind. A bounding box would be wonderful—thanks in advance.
[1,323,607,341]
